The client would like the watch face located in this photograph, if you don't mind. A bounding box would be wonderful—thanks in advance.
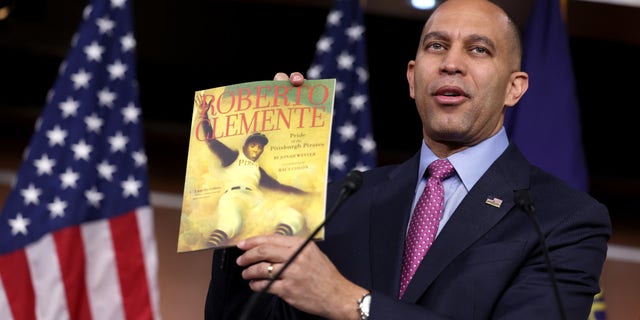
[359,294,371,316]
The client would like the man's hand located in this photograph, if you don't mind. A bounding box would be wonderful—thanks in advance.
[274,72,305,87]
[236,234,367,320]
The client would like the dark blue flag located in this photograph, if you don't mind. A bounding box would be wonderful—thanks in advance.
[0,0,160,318]
[505,0,588,191]
[307,0,377,181]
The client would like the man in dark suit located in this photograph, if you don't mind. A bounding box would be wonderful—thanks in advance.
[204,0,611,319]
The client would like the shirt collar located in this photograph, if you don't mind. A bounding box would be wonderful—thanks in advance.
[418,127,509,190]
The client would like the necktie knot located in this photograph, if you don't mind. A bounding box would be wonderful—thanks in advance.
[428,159,455,180]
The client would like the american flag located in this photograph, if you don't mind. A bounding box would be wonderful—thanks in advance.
[307,0,377,181]
[0,0,160,319]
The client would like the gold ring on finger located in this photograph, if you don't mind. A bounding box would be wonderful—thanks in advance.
[267,263,274,279]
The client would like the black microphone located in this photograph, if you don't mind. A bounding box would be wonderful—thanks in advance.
[514,189,567,320]
[238,170,363,320]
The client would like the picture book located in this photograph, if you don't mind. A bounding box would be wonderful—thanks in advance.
[177,79,335,252]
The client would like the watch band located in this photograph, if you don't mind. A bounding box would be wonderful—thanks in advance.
[357,292,371,320]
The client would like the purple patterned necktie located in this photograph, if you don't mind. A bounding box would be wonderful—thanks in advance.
[399,159,455,298]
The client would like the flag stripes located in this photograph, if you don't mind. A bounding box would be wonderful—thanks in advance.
[0,0,160,318]
[54,227,91,320]
[0,208,156,319]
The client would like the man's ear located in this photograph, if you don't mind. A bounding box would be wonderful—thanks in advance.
[504,71,529,107]
[407,60,416,99]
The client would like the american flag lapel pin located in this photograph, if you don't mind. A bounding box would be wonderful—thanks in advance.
[485,196,503,208]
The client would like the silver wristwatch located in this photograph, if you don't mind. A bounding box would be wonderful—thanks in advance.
[357,292,371,320]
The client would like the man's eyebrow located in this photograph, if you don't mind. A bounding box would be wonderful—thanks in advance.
[422,31,449,45]
[466,34,497,52]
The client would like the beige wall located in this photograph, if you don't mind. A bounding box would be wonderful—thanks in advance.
[154,206,212,320]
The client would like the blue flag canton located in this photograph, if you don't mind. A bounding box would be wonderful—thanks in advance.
[0,0,150,254]
[307,0,377,182]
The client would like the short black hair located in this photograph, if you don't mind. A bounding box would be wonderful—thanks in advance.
[244,132,268,146]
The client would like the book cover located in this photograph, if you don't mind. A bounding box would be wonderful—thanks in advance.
[177,79,335,252]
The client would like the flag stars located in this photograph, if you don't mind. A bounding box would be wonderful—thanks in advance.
[309,0,378,182]
[327,10,342,26]
[71,69,92,89]
[59,97,80,118]
[97,87,117,107]
[121,175,142,198]
[356,67,369,83]
[84,41,105,62]
[345,24,364,41]
[337,122,357,141]
[96,16,115,35]
[20,183,42,206]
[335,81,345,96]
[329,150,348,171]
[107,60,127,80]
[9,213,31,236]
[71,139,93,161]
[97,160,117,181]
[316,36,333,54]
[307,65,323,79]
[111,0,126,9]
[46,125,68,147]
[336,51,355,70]
[60,167,80,189]
[349,94,367,112]
[353,161,370,173]
[60,63,69,79]
[82,4,93,20]
[122,102,141,123]
[34,116,42,131]
[48,197,68,219]
[120,33,136,52]
[3,0,154,288]
[132,150,147,167]
[71,32,80,48]
[85,113,104,133]
[359,135,376,154]
[85,187,104,208]
[108,131,129,153]
[34,154,56,176]
[46,88,54,104]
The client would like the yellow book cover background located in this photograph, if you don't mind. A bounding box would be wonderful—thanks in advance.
[177,79,335,252]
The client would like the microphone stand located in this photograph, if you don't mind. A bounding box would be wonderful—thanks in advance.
[238,171,363,320]
[515,189,567,320]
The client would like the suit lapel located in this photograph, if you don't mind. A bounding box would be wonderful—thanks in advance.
[370,153,420,295]
[401,144,531,302]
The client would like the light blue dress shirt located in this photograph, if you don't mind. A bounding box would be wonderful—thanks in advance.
[411,127,510,237]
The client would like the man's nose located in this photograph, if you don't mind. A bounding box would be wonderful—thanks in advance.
[439,49,466,75]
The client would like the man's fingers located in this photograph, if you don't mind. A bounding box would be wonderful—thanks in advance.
[238,234,302,249]
[274,72,289,81]
[242,261,277,280]
[273,72,305,86]
[236,235,305,266]
[289,72,304,86]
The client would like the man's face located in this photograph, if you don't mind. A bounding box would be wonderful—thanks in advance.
[406,0,527,154]
[244,142,264,161]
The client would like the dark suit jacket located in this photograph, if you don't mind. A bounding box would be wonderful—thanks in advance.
[204,143,611,319]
